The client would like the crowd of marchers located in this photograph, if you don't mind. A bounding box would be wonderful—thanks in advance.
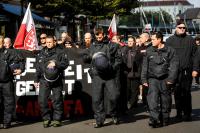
[0,20,200,129]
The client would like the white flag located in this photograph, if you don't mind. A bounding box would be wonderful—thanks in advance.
[14,3,38,51]
[108,14,117,39]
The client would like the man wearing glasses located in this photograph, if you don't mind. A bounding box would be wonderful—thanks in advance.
[165,20,198,121]
[39,33,47,50]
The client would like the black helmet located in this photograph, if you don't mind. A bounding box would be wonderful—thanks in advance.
[44,61,60,82]
[92,52,111,74]
[9,63,20,72]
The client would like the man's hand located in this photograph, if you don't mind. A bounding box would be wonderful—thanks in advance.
[143,83,148,87]
[13,69,22,75]
[166,81,173,90]
[192,71,198,77]
[47,61,56,69]
[166,81,173,85]
[34,82,40,89]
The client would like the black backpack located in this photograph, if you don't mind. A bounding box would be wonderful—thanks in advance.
[0,50,10,82]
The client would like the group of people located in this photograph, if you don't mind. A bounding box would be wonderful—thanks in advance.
[81,20,199,128]
[0,19,199,129]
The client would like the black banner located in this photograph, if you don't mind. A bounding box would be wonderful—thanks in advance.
[14,48,93,119]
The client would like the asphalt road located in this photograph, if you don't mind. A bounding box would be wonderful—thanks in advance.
[1,85,200,133]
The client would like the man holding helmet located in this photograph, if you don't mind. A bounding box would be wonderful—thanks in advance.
[83,28,121,128]
[34,35,68,128]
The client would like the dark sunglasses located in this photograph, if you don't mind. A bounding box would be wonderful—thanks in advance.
[177,27,186,29]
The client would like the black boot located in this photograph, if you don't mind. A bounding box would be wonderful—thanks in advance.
[183,115,192,122]
[163,118,170,126]
[3,123,11,129]
[94,122,103,128]
[43,120,51,128]
[148,119,161,128]
[112,117,119,125]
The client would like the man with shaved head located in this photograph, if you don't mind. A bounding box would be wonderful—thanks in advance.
[137,32,152,112]
[4,37,12,49]
[84,32,92,48]
[79,32,93,49]
[140,32,151,46]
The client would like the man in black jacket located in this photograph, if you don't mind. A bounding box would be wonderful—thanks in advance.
[165,20,198,121]
[138,32,152,111]
[34,36,68,128]
[83,28,121,128]
[141,32,178,127]
[0,43,25,129]
[122,37,140,109]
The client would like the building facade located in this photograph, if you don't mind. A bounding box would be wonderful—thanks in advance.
[136,0,194,22]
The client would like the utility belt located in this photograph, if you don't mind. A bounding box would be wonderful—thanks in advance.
[148,74,168,80]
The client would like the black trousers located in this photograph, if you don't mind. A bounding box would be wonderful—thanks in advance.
[92,75,120,124]
[39,79,63,121]
[174,70,192,116]
[127,78,140,107]
[0,81,15,124]
[147,78,172,121]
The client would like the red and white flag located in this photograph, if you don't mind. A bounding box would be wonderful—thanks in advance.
[14,3,38,51]
[108,14,117,39]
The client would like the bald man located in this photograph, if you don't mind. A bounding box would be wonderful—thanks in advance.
[4,37,12,49]
[80,32,92,49]
[140,33,151,47]
[84,33,92,48]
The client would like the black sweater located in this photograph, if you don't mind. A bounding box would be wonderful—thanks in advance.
[165,33,197,70]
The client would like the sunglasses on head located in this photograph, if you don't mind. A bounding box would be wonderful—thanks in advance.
[177,27,186,29]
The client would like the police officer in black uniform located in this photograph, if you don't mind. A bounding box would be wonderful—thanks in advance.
[141,32,178,128]
[34,36,68,128]
[0,43,25,129]
[83,28,121,128]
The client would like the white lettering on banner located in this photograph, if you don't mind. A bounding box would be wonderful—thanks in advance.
[65,80,75,95]
[26,58,36,73]
[16,81,26,96]
[25,81,38,96]
[69,60,74,65]
[84,68,92,83]
[15,59,92,96]
[16,81,38,96]
[65,66,75,76]
[76,65,82,80]
[16,58,36,79]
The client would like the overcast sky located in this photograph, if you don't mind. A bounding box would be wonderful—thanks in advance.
[188,0,200,7]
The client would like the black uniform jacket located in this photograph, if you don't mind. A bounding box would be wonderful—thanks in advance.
[82,40,121,79]
[0,48,25,82]
[141,45,179,84]
[35,46,69,82]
